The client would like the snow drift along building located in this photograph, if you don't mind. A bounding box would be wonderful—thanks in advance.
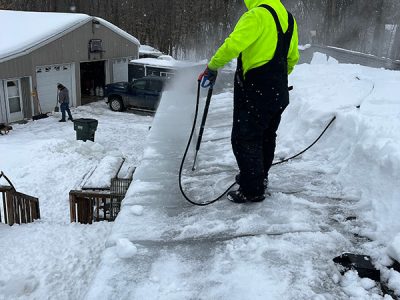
[0,10,139,124]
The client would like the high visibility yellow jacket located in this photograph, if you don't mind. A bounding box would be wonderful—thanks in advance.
[208,0,300,75]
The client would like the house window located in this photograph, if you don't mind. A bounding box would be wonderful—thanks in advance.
[160,72,174,78]
[7,80,21,113]
[132,80,147,90]
[148,80,162,92]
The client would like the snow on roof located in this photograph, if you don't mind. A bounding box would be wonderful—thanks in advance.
[130,57,195,68]
[0,10,139,63]
[139,45,163,55]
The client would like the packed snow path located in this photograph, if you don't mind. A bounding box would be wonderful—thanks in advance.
[87,65,397,299]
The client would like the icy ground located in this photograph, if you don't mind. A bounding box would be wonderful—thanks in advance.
[0,104,153,299]
[1,54,400,299]
[87,57,400,299]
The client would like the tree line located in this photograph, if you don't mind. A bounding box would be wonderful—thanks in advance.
[1,0,399,60]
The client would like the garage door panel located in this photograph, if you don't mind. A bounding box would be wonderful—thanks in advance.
[113,58,128,82]
[36,64,73,113]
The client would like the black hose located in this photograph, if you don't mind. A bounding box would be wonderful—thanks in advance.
[272,116,336,166]
[179,82,337,206]
[178,81,236,206]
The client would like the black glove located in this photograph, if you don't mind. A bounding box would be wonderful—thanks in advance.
[199,65,218,87]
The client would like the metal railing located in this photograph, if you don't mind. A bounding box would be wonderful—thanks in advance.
[110,177,132,196]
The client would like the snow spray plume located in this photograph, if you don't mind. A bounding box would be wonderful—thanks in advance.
[185,2,245,60]
[283,0,397,58]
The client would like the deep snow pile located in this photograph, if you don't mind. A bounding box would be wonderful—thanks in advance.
[0,102,153,299]
[282,53,400,296]
[285,53,400,261]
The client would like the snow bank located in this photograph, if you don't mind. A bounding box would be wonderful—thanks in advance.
[0,222,111,299]
[283,53,400,250]
[387,234,400,263]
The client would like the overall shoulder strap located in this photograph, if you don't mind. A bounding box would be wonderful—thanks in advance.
[259,4,294,39]
[286,11,294,39]
[258,4,283,34]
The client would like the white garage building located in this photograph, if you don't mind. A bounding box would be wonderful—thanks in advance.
[0,10,139,124]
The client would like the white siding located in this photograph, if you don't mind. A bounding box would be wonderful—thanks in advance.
[112,58,129,82]
[36,64,74,113]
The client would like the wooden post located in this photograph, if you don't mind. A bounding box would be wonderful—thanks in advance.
[35,198,40,219]
[26,199,32,223]
[69,193,77,223]
[88,198,93,224]
[76,196,93,224]
[0,191,3,223]
[14,195,20,224]
[96,197,100,221]
[20,196,26,224]
[2,190,7,224]
[31,200,37,220]
[6,191,14,226]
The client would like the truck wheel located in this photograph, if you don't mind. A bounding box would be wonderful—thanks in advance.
[109,97,124,112]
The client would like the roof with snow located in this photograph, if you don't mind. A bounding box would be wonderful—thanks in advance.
[139,45,163,56]
[0,10,140,63]
[130,57,196,68]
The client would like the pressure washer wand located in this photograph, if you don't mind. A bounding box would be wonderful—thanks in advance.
[192,86,214,171]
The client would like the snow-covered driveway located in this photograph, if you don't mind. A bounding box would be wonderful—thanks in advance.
[0,102,153,299]
[1,56,399,299]
[86,62,400,299]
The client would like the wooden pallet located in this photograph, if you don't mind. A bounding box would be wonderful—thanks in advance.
[69,157,135,224]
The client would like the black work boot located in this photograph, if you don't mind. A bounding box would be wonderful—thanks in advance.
[227,189,265,203]
[59,119,66,122]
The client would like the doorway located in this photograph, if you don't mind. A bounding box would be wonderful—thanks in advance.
[4,79,24,123]
[80,61,105,105]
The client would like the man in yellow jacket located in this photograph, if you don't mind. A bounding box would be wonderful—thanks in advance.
[200,0,300,203]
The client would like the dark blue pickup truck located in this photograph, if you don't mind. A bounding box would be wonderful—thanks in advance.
[104,76,169,112]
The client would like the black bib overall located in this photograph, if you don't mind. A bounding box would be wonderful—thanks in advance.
[232,5,294,197]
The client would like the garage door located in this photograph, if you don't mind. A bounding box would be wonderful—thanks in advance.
[113,58,129,82]
[36,64,74,113]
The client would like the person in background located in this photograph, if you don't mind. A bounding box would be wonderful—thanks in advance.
[57,83,73,122]
[199,0,300,203]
